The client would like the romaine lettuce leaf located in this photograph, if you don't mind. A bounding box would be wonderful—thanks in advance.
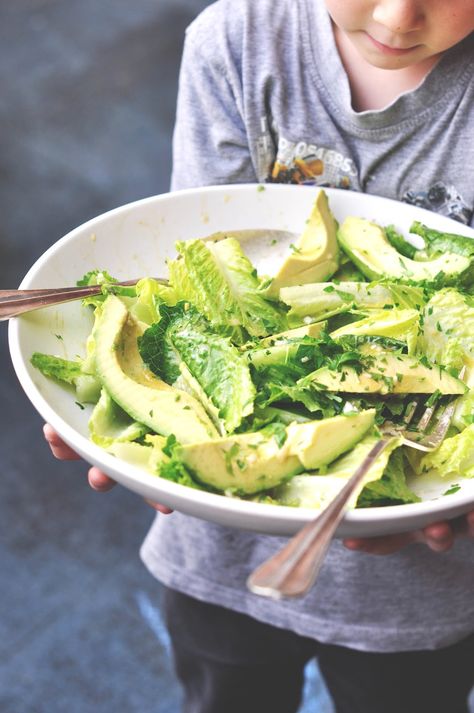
[77,269,118,287]
[279,281,396,325]
[453,367,474,430]
[31,353,83,385]
[357,448,420,507]
[168,238,285,341]
[31,352,101,404]
[138,303,255,434]
[76,269,136,308]
[418,289,474,369]
[410,222,474,259]
[383,282,427,310]
[419,424,474,480]
[130,277,177,325]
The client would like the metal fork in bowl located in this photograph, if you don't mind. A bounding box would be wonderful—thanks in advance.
[247,384,464,600]
[0,279,168,320]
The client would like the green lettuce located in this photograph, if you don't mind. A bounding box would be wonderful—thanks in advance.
[138,303,255,434]
[76,269,135,308]
[418,289,474,369]
[129,277,177,325]
[419,424,474,480]
[249,332,369,416]
[279,281,397,325]
[168,238,285,341]
[31,352,101,404]
[453,367,474,430]
[410,222,474,260]
[357,448,420,507]
[31,353,82,384]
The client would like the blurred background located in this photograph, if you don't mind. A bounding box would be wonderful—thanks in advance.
[0,1,335,711]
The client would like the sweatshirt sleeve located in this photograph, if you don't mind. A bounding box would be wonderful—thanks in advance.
[170,13,257,191]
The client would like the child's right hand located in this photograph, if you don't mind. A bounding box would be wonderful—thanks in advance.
[43,424,173,513]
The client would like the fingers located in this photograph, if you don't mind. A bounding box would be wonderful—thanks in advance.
[343,517,470,555]
[43,423,173,512]
[144,499,174,515]
[343,531,418,555]
[43,423,81,460]
[88,466,117,493]
[466,510,474,538]
[421,521,455,552]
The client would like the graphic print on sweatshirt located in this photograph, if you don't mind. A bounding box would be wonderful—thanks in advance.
[258,132,357,189]
[402,182,472,225]
[256,120,472,225]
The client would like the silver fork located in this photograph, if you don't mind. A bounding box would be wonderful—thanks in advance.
[247,384,464,600]
[0,279,168,320]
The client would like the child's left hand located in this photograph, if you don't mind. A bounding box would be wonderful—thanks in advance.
[343,512,474,554]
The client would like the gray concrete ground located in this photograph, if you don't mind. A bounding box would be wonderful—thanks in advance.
[0,2,334,711]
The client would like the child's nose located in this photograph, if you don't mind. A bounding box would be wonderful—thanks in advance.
[372,0,424,34]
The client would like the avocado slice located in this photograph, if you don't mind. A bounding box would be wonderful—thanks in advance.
[179,430,302,494]
[338,217,473,286]
[306,352,467,395]
[94,295,219,444]
[264,190,339,298]
[286,410,375,469]
[178,411,375,494]
[330,308,420,353]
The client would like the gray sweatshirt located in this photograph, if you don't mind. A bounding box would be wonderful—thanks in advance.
[141,0,474,652]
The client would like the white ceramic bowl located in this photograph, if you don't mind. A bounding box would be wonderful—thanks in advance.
[9,184,474,537]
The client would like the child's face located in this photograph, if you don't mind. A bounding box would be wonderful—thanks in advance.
[324,0,474,69]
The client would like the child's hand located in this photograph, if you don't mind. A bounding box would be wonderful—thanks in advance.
[343,513,474,555]
[43,424,173,513]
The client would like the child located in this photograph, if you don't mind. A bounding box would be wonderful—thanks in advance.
[45,1,474,711]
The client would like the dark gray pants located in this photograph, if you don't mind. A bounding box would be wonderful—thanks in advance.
[162,587,474,713]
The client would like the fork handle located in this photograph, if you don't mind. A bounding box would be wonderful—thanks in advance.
[247,438,392,599]
[0,285,105,319]
[0,279,166,320]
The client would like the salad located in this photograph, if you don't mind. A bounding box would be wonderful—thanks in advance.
[31,190,474,510]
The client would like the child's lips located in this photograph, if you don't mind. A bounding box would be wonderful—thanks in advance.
[366,33,420,56]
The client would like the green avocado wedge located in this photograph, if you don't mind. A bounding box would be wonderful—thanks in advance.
[178,430,302,494]
[94,295,219,444]
[263,190,339,299]
[338,217,473,287]
[285,410,375,469]
[178,411,375,494]
[305,352,467,395]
